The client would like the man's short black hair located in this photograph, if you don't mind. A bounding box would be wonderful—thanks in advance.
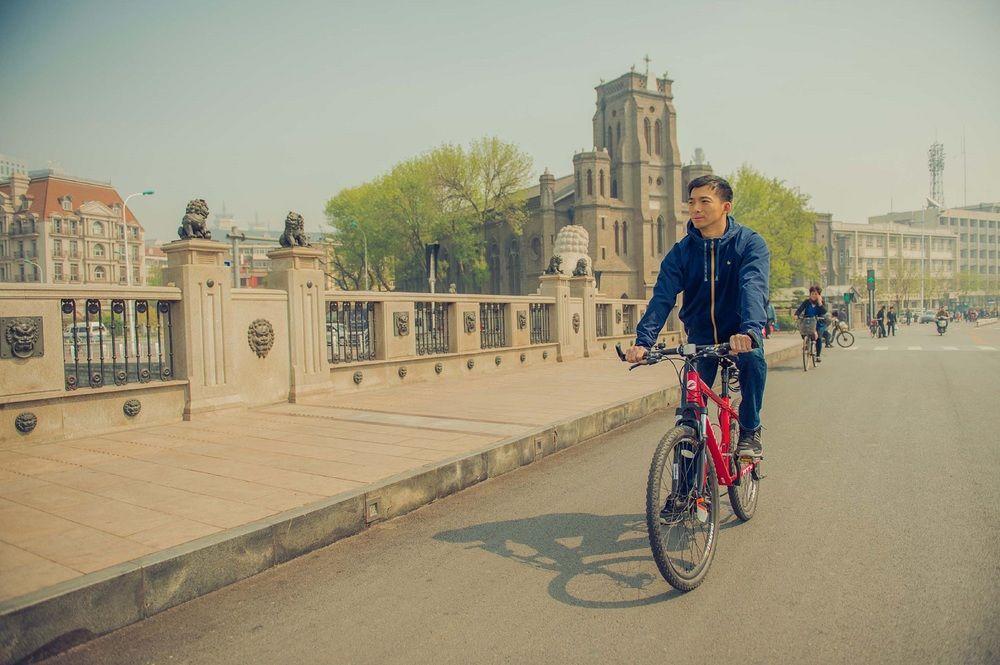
[687,175,733,203]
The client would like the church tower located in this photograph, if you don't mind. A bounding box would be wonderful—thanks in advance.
[591,64,683,297]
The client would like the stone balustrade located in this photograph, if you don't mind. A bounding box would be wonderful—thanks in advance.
[1,239,678,445]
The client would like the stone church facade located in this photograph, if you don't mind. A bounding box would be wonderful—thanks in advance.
[482,70,712,299]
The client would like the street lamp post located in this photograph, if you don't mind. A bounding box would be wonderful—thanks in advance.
[16,258,43,282]
[120,190,154,346]
[347,221,369,291]
[121,190,154,288]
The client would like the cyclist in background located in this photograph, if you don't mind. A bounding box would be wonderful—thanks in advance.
[795,285,828,363]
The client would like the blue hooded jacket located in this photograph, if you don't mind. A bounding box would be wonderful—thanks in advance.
[635,216,770,348]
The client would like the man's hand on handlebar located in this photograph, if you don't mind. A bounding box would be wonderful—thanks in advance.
[625,345,649,363]
[729,333,753,355]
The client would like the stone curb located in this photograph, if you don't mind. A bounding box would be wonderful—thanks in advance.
[0,340,801,664]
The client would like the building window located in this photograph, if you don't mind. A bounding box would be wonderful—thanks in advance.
[93,220,104,236]
[616,122,621,144]
[657,216,664,254]
[601,247,606,260]
[654,120,662,155]
[611,179,618,199]
[601,217,605,230]
[614,221,620,255]
[70,241,79,258]
[586,170,593,196]
[94,266,106,281]
[53,239,62,256]
[62,198,71,211]
[94,243,106,258]
[622,221,628,255]
[599,170,605,197]
[54,263,63,281]
[643,118,651,155]
[606,126,613,160]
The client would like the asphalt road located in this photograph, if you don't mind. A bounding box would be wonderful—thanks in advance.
[44,323,1000,665]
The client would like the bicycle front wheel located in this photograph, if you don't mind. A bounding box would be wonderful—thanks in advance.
[646,426,720,592]
[836,330,855,348]
[801,338,809,372]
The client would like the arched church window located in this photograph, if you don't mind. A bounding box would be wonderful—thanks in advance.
[575,171,580,194]
[606,126,613,159]
[611,179,618,199]
[599,170,605,197]
[530,236,542,261]
[616,123,621,144]
[644,118,651,155]
[655,120,662,155]
[614,222,620,255]
[622,221,628,255]
[657,216,664,254]
[586,170,593,196]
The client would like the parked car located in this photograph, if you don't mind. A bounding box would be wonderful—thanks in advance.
[64,322,109,338]
[918,311,936,324]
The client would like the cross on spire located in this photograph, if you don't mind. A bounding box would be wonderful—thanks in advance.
[643,54,652,76]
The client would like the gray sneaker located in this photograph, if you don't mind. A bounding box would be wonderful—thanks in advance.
[736,428,763,459]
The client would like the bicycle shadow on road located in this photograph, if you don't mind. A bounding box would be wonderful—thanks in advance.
[434,512,683,609]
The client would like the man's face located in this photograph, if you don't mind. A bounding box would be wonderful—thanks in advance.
[688,185,731,230]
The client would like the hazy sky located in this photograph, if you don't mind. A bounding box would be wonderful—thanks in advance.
[1,0,997,240]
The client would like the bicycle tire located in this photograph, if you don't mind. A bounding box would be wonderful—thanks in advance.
[801,338,808,372]
[836,331,855,348]
[811,340,818,367]
[646,426,720,592]
[728,457,760,522]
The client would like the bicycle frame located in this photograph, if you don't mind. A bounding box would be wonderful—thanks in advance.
[678,359,757,487]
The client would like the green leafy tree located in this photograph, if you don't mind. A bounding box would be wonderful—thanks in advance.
[324,137,532,293]
[728,165,821,291]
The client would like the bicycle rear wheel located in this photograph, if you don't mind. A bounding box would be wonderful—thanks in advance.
[836,330,855,348]
[646,425,720,592]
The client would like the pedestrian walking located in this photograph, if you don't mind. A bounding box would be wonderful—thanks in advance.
[887,306,897,336]
[876,305,886,338]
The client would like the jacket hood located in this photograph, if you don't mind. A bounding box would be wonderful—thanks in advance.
[686,215,738,242]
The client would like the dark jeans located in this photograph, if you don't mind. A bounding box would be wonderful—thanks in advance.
[695,345,767,432]
[888,322,896,336]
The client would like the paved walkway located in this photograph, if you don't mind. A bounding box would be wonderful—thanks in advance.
[0,336,800,603]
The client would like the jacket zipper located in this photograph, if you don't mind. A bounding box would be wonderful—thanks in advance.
[709,240,719,343]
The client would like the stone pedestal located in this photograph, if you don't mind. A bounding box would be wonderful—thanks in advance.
[267,246,333,402]
[538,274,575,361]
[163,239,244,419]
[569,275,598,357]
[450,300,481,353]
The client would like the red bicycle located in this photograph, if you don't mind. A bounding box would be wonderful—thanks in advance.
[617,341,762,591]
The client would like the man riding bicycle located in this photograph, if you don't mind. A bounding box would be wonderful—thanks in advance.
[625,175,770,459]
[795,286,828,362]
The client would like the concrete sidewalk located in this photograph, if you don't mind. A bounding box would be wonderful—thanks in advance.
[0,335,800,664]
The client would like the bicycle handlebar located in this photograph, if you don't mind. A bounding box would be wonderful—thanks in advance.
[615,341,733,370]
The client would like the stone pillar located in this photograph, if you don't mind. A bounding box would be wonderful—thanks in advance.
[267,246,333,402]
[450,300,481,354]
[569,275,598,357]
[538,274,575,361]
[508,303,530,347]
[378,300,416,360]
[163,239,244,419]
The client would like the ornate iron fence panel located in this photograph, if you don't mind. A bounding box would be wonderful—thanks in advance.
[596,304,610,337]
[327,301,377,363]
[623,304,638,335]
[529,303,551,344]
[415,302,449,355]
[60,297,175,390]
[479,302,507,349]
